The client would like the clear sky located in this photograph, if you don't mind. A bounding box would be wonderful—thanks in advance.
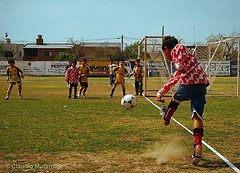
[0,0,239,44]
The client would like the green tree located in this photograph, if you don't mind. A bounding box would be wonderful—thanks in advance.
[55,52,77,61]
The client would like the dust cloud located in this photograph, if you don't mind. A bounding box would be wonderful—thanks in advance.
[144,138,186,164]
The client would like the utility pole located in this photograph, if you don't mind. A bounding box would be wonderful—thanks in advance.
[121,35,124,51]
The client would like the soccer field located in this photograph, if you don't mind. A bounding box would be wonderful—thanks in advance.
[0,76,239,172]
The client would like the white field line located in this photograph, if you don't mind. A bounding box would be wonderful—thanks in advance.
[126,79,239,172]
[142,93,240,173]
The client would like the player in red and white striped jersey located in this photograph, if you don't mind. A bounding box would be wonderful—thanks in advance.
[65,60,79,99]
[157,36,209,165]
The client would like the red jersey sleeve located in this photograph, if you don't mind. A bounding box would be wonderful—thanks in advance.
[157,71,181,96]
[65,68,70,81]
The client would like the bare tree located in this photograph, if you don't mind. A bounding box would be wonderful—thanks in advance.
[206,31,239,61]
[67,37,85,60]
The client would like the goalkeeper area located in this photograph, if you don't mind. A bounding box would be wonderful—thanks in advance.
[137,36,240,97]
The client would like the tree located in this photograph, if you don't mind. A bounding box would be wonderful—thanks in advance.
[206,31,239,61]
[55,52,77,61]
[108,41,144,61]
[67,37,85,60]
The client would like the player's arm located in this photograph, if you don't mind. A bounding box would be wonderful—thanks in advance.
[157,71,181,102]
[16,66,24,79]
[6,68,9,81]
[129,67,135,77]
[141,67,144,77]
[86,66,90,76]
[65,68,70,82]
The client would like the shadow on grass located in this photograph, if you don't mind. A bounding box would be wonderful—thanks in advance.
[200,158,240,170]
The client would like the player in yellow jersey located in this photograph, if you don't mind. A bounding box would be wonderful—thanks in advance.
[130,59,144,96]
[78,59,90,98]
[109,60,128,98]
[5,59,24,100]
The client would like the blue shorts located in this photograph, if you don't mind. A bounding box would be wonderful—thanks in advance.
[10,81,21,85]
[173,84,208,120]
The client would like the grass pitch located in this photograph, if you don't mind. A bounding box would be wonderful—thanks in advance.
[0,76,239,172]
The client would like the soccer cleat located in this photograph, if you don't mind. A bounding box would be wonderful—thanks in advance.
[18,94,23,100]
[109,94,113,98]
[191,144,202,165]
[5,96,9,100]
[74,96,78,99]
[82,94,86,99]
[68,96,71,99]
[160,106,170,125]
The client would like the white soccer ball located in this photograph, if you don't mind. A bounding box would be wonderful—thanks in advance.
[121,94,137,110]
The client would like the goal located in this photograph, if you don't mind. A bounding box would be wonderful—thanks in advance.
[138,36,240,97]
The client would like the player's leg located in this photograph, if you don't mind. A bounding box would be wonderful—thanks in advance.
[160,98,180,125]
[68,84,73,99]
[78,82,84,97]
[139,81,143,96]
[135,80,139,95]
[160,84,191,125]
[73,83,78,99]
[82,83,88,98]
[109,74,113,86]
[17,82,23,99]
[121,84,126,96]
[5,83,14,100]
[109,84,117,97]
[190,84,207,165]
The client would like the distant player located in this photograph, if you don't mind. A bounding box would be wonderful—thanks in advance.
[64,60,72,74]
[78,59,90,98]
[157,36,209,165]
[65,60,79,99]
[108,60,116,86]
[109,60,128,98]
[5,59,24,100]
[130,59,144,96]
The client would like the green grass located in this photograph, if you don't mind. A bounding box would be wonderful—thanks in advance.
[0,76,239,172]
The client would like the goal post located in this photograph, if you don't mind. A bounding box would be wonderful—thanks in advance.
[138,35,240,97]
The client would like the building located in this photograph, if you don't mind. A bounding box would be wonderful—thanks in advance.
[23,35,121,61]
[0,38,24,61]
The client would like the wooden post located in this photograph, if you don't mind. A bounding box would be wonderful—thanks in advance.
[144,36,147,96]
[237,37,240,97]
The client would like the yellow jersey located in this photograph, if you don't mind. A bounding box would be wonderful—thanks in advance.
[114,66,128,85]
[6,66,23,82]
[78,65,90,83]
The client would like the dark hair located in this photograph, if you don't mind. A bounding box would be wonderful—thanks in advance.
[162,36,178,51]
[72,60,77,64]
[68,60,72,62]
[135,59,140,63]
[83,59,87,62]
[8,59,15,63]
[110,60,113,63]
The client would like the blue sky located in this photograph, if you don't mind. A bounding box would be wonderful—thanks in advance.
[0,0,239,44]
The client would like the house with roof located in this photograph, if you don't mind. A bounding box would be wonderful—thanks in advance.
[23,35,121,61]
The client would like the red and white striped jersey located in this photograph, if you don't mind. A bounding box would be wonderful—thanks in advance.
[65,66,79,84]
[158,43,209,96]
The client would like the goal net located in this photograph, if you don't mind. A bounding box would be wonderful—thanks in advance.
[138,36,240,97]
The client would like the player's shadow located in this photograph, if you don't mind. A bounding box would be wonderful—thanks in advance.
[199,158,240,169]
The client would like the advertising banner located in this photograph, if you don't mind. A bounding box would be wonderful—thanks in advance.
[88,61,117,76]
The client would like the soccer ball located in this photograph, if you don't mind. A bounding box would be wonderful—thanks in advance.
[121,94,137,110]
